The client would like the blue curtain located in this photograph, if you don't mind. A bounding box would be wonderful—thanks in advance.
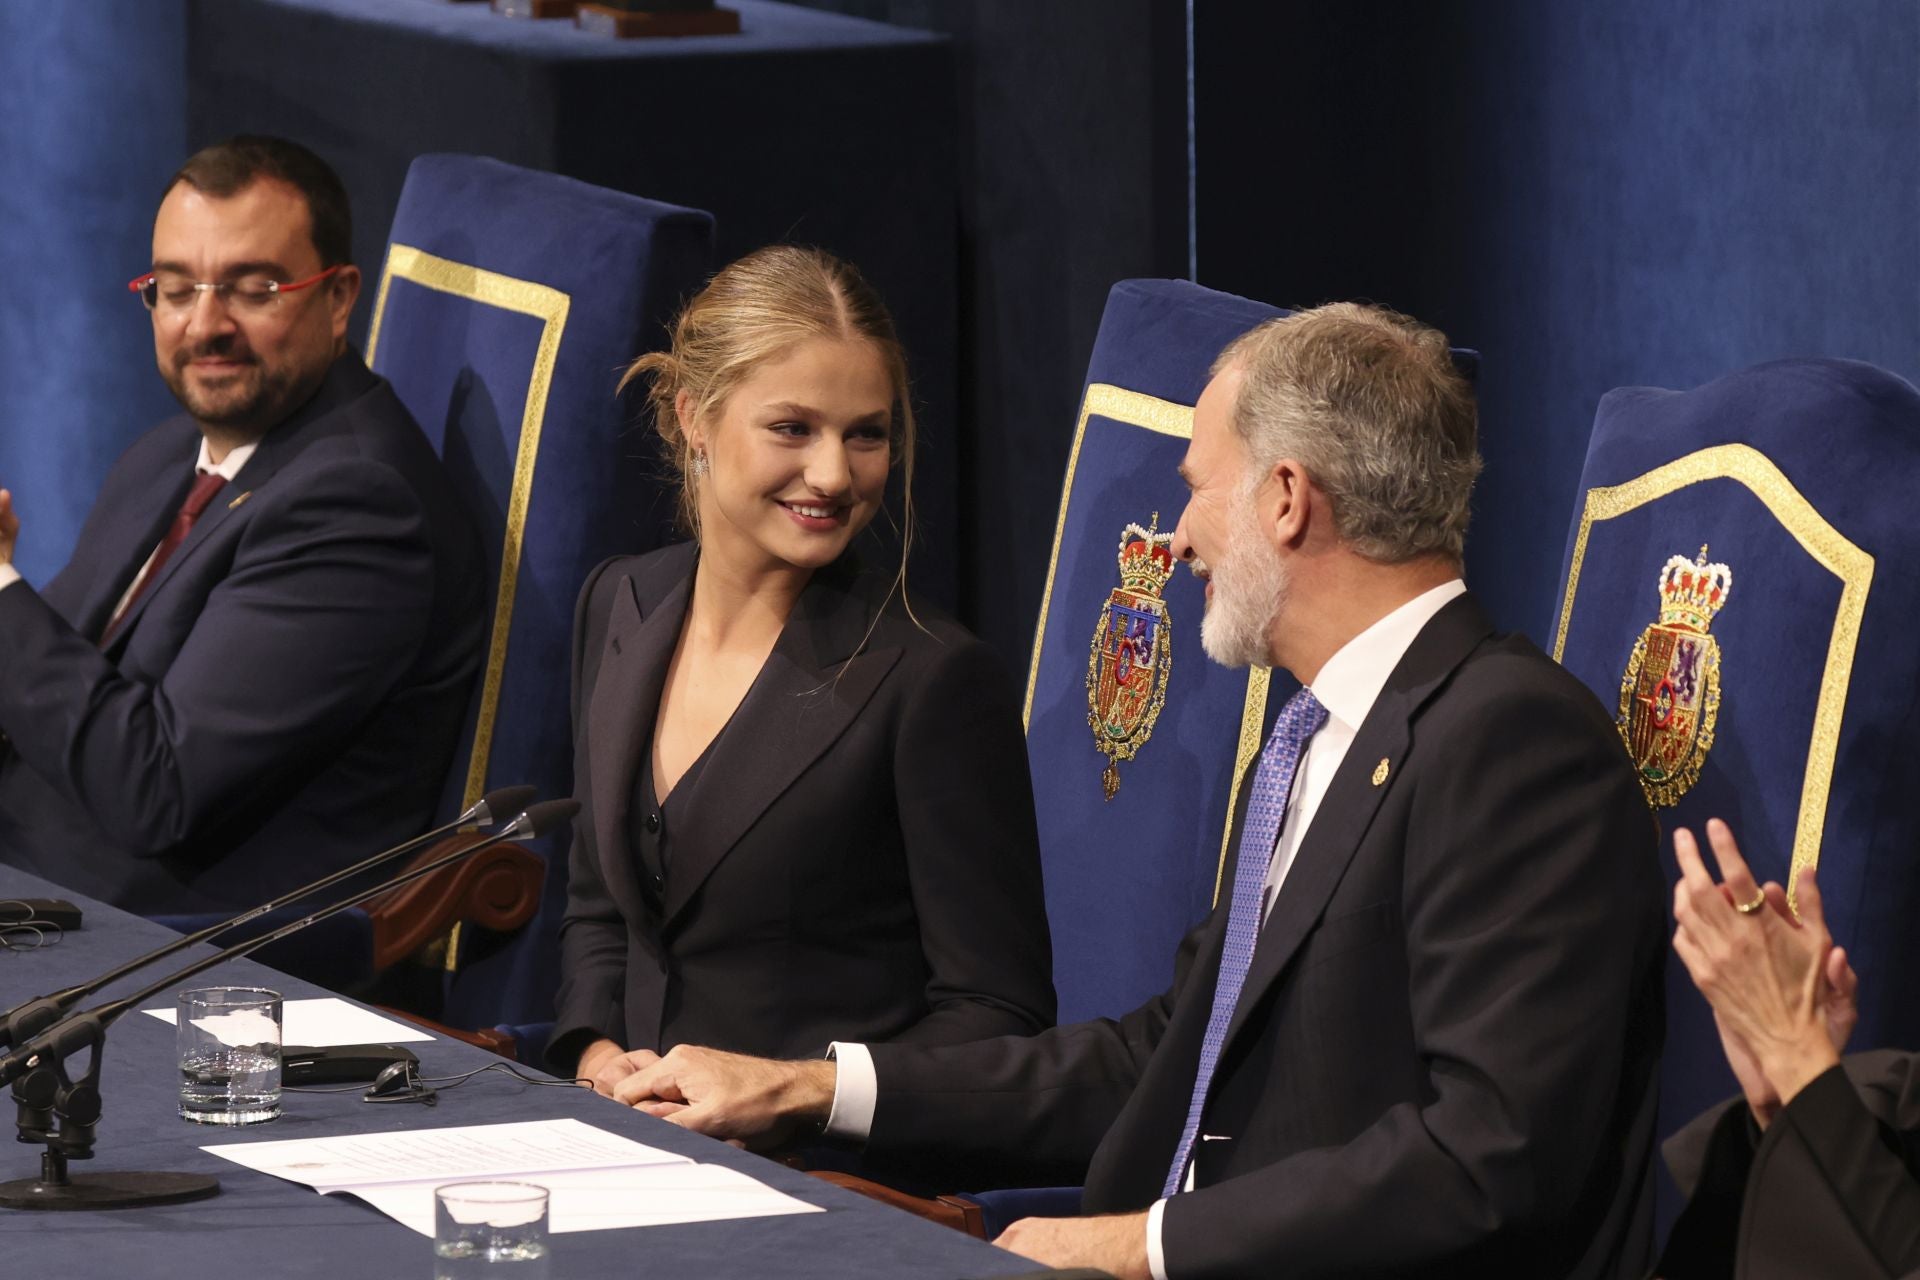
[0,1,186,586]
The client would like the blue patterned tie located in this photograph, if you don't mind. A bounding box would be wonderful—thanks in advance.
[1162,686,1327,1196]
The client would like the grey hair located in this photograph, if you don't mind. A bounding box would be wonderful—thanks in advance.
[1213,302,1481,564]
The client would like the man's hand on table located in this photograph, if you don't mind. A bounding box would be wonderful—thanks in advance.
[995,1211,1151,1280]
[611,1044,835,1152]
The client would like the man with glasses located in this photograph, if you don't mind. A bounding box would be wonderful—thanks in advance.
[0,136,481,916]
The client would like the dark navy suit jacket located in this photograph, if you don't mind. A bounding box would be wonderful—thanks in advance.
[863,595,1668,1279]
[551,542,1055,1070]
[0,353,482,914]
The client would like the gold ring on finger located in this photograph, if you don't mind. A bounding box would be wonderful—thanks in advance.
[1734,889,1766,915]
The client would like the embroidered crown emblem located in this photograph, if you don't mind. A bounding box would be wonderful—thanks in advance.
[1116,519,1177,596]
[1618,545,1731,809]
[1088,513,1176,802]
[1657,548,1733,632]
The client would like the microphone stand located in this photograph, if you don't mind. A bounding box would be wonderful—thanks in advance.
[0,785,536,1054]
[0,799,577,1212]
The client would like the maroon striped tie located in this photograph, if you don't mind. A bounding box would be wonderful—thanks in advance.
[101,471,229,644]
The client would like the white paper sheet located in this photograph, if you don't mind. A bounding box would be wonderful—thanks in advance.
[201,1118,687,1189]
[201,1118,819,1236]
[347,1163,822,1236]
[141,996,434,1045]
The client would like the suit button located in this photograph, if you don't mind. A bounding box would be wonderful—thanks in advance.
[651,873,663,891]
[643,812,661,834]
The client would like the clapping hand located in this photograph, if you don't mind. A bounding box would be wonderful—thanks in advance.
[1671,819,1856,1127]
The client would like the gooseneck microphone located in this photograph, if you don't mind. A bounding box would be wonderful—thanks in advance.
[0,799,579,1213]
[0,797,577,1086]
[0,784,537,1052]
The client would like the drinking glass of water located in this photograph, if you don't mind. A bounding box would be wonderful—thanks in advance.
[176,986,281,1125]
[434,1182,550,1278]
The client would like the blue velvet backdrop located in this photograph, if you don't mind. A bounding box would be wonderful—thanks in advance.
[1194,1,1920,645]
[182,0,961,611]
[9,2,1913,667]
[0,2,186,586]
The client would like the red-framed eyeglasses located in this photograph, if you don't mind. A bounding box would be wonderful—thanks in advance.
[127,265,345,315]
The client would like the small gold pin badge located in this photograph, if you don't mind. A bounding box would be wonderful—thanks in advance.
[227,491,252,510]
[1371,758,1390,786]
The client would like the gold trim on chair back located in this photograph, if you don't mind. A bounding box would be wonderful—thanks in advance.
[367,242,572,964]
[1552,442,1873,914]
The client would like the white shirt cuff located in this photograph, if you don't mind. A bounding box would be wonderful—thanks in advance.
[1147,1197,1170,1280]
[822,1041,877,1142]
[0,564,20,593]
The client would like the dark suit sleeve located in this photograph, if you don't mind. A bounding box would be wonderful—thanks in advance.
[0,457,435,854]
[1161,681,1664,1278]
[885,634,1055,1045]
[1658,1100,1755,1280]
[1738,1058,1920,1279]
[864,907,1215,1188]
[549,559,631,1073]
[1663,1053,1920,1280]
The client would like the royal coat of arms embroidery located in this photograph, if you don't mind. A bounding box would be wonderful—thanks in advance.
[1618,546,1732,807]
[1088,514,1176,801]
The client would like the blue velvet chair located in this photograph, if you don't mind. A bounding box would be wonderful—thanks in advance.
[159,157,714,1051]
[1547,357,1920,1229]
[367,155,714,1049]
[1021,279,1294,1030]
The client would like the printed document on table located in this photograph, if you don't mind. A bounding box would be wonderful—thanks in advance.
[201,1118,821,1235]
[352,1163,823,1236]
[141,996,433,1044]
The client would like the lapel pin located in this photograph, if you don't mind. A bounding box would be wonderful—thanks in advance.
[227,491,252,511]
[1371,757,1390,786]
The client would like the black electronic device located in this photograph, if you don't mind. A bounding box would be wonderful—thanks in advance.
[282,1044,420,1086]
[365,1059,428,1101]
[0,900,81,931]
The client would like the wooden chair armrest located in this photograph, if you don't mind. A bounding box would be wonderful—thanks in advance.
[805,1170,987,1239]
[361,830,545,971]
[372,1004,518,1059]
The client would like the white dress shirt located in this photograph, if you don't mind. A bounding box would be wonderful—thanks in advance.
[827,578,1467,1280]
[0,437,255,602]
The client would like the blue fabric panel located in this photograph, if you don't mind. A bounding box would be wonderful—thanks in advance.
[370,154,714,1031]
[3,866,1030,1278]
[959,1185,1084,1240]
[1551,358,1920,1170]
[1028,280,1287,1026]
[0,3,186,586]
[494,1019,555,1069]
[183,0,960,609]
[150,906,376,992]
[1194,2,1920,652]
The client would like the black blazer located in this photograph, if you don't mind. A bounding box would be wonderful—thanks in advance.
[865,594,1668,1279]
[1659,1050,1920,1279]
[551,541,1055,1069]
[0,354,482,914]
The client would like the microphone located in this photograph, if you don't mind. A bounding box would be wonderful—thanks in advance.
[0,784,538,1051]
[0,800,575,1213]
[0,799,578,1088]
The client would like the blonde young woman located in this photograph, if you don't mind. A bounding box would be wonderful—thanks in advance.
[551,247,1055,1094]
